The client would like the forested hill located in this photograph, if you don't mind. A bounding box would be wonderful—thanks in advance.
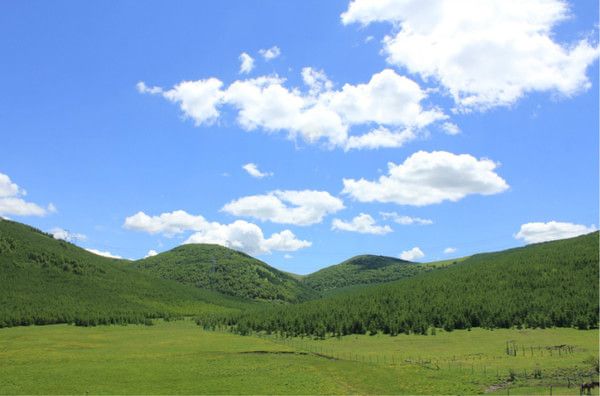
[303,255,433,292]
[127,244,317,303]
[0,219,250,328]
[201,232,600,337]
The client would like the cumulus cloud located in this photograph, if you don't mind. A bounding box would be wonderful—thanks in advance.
[124,210,206,236]
[123,210,311,256]
[242,163,273,178]
[380,211,432,225]
[222,190,344,226]
[145,249,158,258]
[341,0,599,111]
[331,213,392,235]
[0,173,54,217]
[515,221,597,244]
[85,248,123,259]
[136,81,163,95]
[302,67,333,96]
[50,227,87,242]
[138,68,448,150]
[324,69,444,128]
[344,127,416,151]
[342,150,509,206]
[0,173,21,197]
[239,52,255,74]
[399,246,425,261]
[442,122,461,135]
[443,247,457,254]
[259,46,281,60]
[223,75,349,147]
[138,78,224,126]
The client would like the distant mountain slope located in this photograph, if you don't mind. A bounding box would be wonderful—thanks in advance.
[128,244,317,303]
[303,255,434,292]
[0,219,250,328]
[208,232,600,336]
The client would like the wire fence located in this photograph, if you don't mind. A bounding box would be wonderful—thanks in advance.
[249,332,599,390]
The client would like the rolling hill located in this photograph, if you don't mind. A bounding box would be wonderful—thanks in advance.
[127,244,318,303]
[202,232,600,336]
[303,254,439,292]
[0,219,251,328]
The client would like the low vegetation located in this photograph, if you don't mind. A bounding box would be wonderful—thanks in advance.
[0,320,596,394]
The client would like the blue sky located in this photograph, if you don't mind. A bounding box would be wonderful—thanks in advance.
[0,0,598,274]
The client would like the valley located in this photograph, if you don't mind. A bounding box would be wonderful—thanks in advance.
[0,320,596,394]
[0,218,598,394]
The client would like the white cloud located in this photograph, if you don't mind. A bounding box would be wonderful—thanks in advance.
[342,150,509,206]
[443,247,457,254]
[85,248,123,259]
[380,211,432,225]
[302,67,333,96]
[124,210,207,236]
[136,81,163,95]
[0,173,22,197]
[138,78,224,126]
[442,122,460,135]
[183,220,310,255]
[123,210,311,256]
[242,163,273,178]
[50,227,87,242]
[399,246,425,261]
[260,229,311,253]
[139,68,447,150]
[259,46,281,60]
[223,75,349,147]
[515,221,597,244]
[222,190,344,226]
[331,213,392,235]
[324,69,445,128]
[342,0,599,111]
[145,249,158,258]
[345,127,416,151]
[239,52,255,74]
[284,254,293,259]
[0,173,54,217]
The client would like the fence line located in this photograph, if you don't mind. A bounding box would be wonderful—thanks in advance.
[247,331,597,387]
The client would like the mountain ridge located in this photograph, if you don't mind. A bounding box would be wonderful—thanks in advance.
[0,219,252,328]
[127,243,318,302]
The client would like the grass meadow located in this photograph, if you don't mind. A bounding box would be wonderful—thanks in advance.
[0,320,597,395]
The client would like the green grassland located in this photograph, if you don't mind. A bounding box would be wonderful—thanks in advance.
[128,244,317,302]
[0,320,596,395]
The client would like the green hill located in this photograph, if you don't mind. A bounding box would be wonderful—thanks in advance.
[128,244,317,303]
[303,254,433,292]
[202,232,600,336]
[0,219,251,328]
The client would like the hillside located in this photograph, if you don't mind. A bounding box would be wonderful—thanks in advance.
[128,244,317,303]
[0,219,251,328]
[201,232,600,336]
[303,254,431,292]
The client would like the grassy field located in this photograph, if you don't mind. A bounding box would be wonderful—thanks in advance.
[0,320,597,394]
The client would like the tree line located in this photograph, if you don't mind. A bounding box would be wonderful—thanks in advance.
[197,232,599,337]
